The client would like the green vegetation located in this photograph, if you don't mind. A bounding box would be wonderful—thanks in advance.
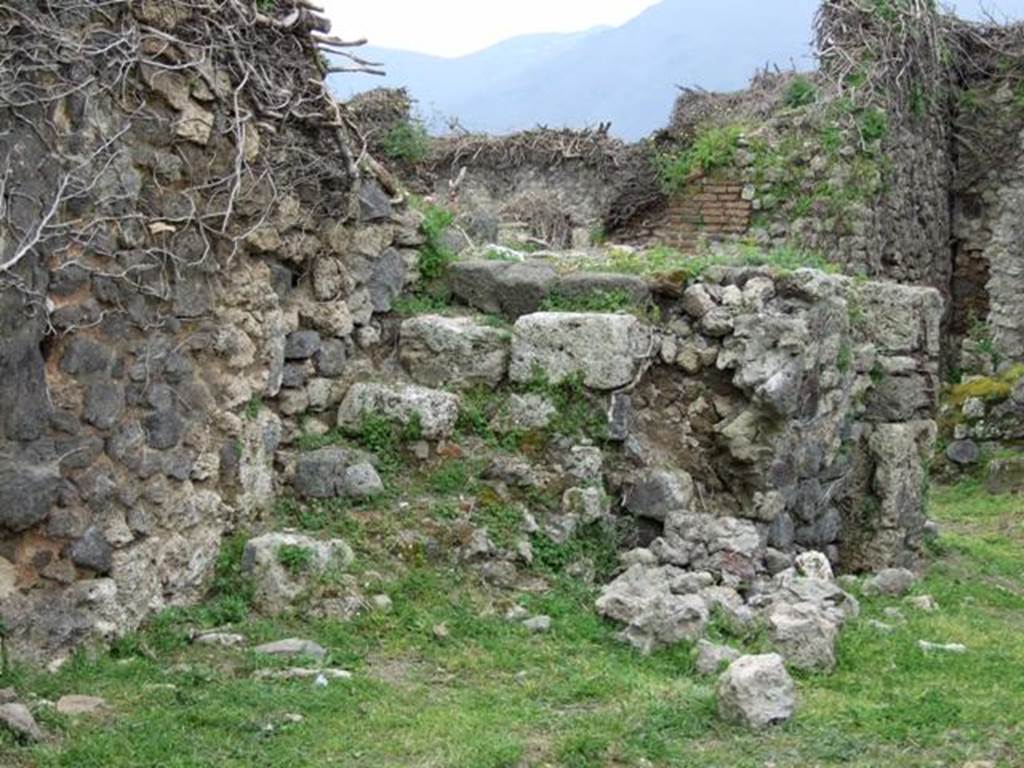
[243,396,264,421]
[521,370,609,443]
[540,289,639,315]
[381,120,431,163]
[588,242,834,282]
[947,364,1024,410]
[390,292,453,316]
[656,124,744,192]
[784,76,817,109]
[415,201,457,281]
[4,480,1022,767]
[858,107,889,143]
[276,545,314,576]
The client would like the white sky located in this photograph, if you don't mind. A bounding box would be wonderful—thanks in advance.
[321,0,663,57]
[321,0,1024,58]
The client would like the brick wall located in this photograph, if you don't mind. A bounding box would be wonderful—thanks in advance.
[616,175,752,251]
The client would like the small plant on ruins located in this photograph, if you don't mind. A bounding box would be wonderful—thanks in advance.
[655,124,744,192]
[391,291,452,316]
[277,544,315,576]
[541,289,637,315]
[428,459,478,496]
[346,411,423,471]
[784,76,818,108]
[415,201,457,281]
[947,365,1024,409]
[382,120,431,163]
[243,396,264,421]
[522,369,607,442]
[858,107,889,143]
[255,0,276,11]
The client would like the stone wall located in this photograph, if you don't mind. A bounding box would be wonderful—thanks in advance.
[0,0,419,661]
[442,258,944,575]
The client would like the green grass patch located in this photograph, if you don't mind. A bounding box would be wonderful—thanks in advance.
[5,483,1022,767]
[657,124,744,192]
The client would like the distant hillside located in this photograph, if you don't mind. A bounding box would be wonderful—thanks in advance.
[330,0,820,140]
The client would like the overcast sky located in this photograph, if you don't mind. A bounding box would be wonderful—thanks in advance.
[322,0,1024,57]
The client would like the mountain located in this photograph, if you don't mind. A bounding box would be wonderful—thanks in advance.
[330,0,820,140]
[333,28,608,129]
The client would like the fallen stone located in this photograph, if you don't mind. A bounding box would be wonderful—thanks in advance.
[337,382,460,440]
[505,605,529,622]
[242,533,353,615]
[906,594,938,612]
[294,447,354,499]
[510,312,653,391]
[523,615,551,634]
[369,594,393,612]
[863,568,917,597]
[882,607,907,623]
[194,632,246,647]
[56,695,110,716]
[624,469,695,522]
[596,564,709,654]
[448,260,557,318]
[343,462,385,499]
[0,702,44,742]
[253,638,328,659]
[768,601,838,672]
[254,667,351,681]
[918,640,966,654]
[696,640,741,675]
[985,456,1024,495]
[945,439,981,466]
[717,654,795,729]
[399,315,510,389]
[794,551,834,582]
[868,619,896,634]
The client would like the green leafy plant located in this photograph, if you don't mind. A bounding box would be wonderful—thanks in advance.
[382,121,430,163]
[415,202,457,281]
[243,397,264,421]
[858,108,889,143]
[784,76,818,108]
[656,125,743,192]
[541,289,638,314]
[277,544,314,576]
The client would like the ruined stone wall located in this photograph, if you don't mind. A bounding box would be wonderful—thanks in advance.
[949,25,1024,369]
[0,0,419,660]
[441,258,944,575]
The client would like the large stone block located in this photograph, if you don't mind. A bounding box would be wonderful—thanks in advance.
[241,533,354,615]
[448,260,557,318]
[717,654,796,729]
[337,382,460,440]
[510,312,652,390]
[399,315,510,389]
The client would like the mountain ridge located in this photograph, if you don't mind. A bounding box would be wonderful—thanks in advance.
[331,0,820,140]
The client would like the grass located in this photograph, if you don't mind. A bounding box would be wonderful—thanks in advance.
[3,481,1022,767]
[381,120,430,163]
[657,124,744,192]
[585,242,834,283]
